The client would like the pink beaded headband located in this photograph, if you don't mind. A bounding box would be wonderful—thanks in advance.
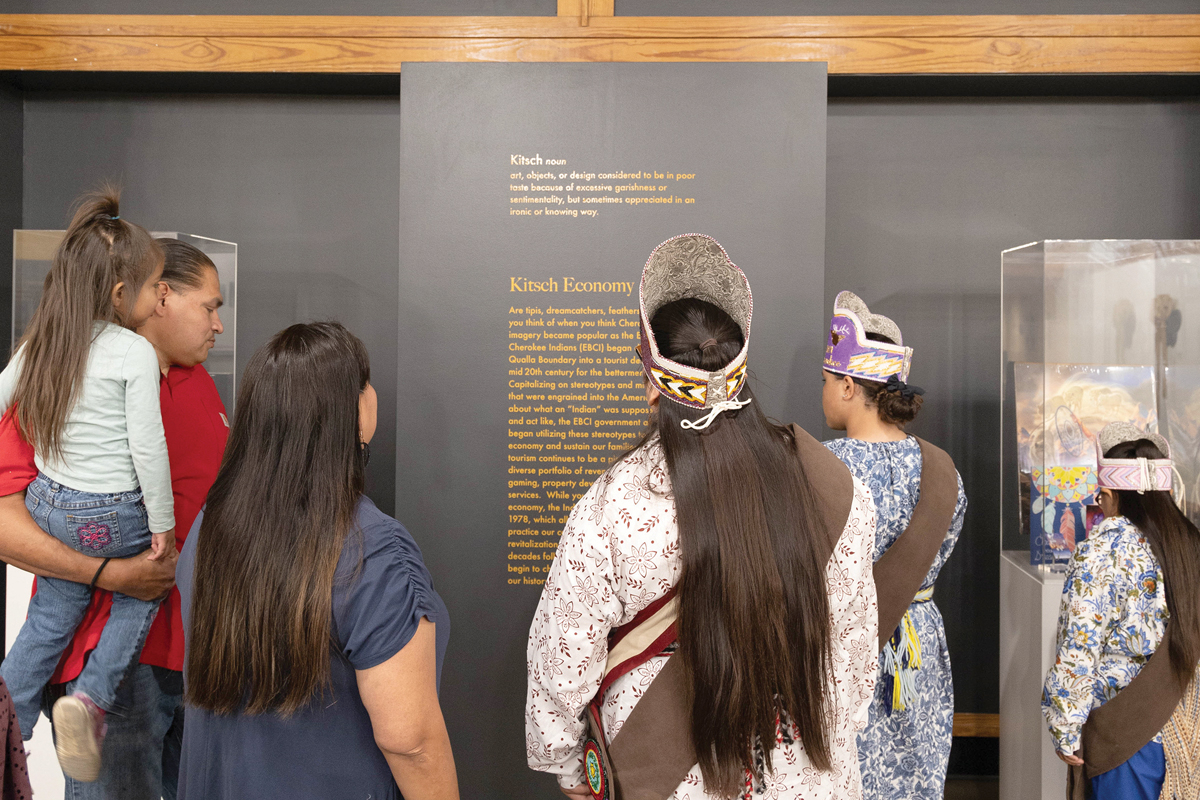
[1096,422,1173,494]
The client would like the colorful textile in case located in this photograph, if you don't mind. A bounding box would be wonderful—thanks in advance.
[637,234,752,409]
[824,291,913,384]
[1030,466,1100,563]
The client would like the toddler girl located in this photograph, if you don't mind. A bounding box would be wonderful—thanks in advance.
[0,190,175,783]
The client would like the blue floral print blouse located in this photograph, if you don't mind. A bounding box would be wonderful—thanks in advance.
[1042,515,1168,755]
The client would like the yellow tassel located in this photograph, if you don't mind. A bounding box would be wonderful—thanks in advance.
[904,613,923,670]
[885,588,934,714]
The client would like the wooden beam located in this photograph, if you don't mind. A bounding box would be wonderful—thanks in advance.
[558,0,615,26]
[4,14,1198,39]
[953,712,1001,738]
[1,14,1197,74]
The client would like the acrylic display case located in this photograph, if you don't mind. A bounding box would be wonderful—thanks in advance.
[999,239,1200,800]
[11,230,238,411]
[1001,240,1200,570]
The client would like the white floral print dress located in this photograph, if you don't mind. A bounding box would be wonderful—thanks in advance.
[1042,515,1168,755]
[525,437,880,800]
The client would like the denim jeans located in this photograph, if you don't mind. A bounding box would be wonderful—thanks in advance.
[0,473,161,739]
[44,665,184,800]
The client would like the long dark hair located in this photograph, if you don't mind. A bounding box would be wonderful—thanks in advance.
[14,188,161,459]
[628,298,833,795]
[186,322,371,715]
[1108,438,1200,686]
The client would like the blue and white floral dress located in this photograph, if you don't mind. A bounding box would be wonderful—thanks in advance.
[824,436,967,800]
[1042,515,1168,755]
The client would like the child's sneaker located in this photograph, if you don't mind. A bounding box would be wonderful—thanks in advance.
[51,692,106,782]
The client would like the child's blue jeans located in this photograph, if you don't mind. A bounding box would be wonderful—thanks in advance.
[0,473,161,740]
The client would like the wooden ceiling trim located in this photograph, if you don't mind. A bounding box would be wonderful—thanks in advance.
[1,14,1198,75]
[4,14,1200,39]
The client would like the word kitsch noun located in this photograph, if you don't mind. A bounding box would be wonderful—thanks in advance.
[511,153,567,165]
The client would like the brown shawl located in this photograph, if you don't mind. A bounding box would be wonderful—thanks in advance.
[589,424,854,800]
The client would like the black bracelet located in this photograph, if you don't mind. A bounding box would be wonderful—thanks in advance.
[88,557,112,591]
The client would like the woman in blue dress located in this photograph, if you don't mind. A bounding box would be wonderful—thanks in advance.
[820,291,967,800]
[176,322,458,800]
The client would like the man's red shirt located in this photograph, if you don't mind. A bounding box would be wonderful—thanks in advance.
[0,410,36,495]
[3,365,229,680]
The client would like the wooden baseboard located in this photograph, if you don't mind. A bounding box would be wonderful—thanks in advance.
[953,712,1000,737]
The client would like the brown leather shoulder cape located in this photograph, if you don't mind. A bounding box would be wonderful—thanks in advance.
[872,438,959,649]
[585,424,853,800]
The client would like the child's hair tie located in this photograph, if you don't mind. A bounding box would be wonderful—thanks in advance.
[108,214,120,220]
[884,374,925,399]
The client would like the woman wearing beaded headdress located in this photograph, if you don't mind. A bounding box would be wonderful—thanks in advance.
[1043,422,1200,800]
[820,291,967,800]
[525,235,880,800]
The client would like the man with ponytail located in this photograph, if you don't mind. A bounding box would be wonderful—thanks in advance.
[820,291,967,800]
[526,234,879,800]
[1043,422,1200,800]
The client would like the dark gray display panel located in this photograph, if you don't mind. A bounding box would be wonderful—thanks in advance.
[397,62,827,798]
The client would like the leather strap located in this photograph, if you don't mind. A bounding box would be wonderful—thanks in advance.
[593,425,854,800]
[872,438,959,650]
[1065,638,1188,800]
[1082,627,1188,778]
[607,657,693,800]
[788,424,856,557]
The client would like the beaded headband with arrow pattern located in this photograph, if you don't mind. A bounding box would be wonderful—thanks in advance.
[637,234,752,412]
[823,291,913,384]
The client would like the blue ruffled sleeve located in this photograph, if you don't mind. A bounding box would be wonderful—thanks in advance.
[333,498,450,676]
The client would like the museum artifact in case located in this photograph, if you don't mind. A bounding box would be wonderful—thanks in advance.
[11,230,238,412]
[1002,240,1200,569]
[999,239,1200,800]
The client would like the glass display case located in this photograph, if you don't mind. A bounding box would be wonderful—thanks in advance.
[12,230,238,412]
[999,240,1200,800]
[1002,240,1200,570]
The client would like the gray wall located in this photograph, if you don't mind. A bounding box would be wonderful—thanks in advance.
[0,80,21,647]
[20,92,403,514]
[825,97,1200,715]
[12,77,1200,777]
[0,82,20,361]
